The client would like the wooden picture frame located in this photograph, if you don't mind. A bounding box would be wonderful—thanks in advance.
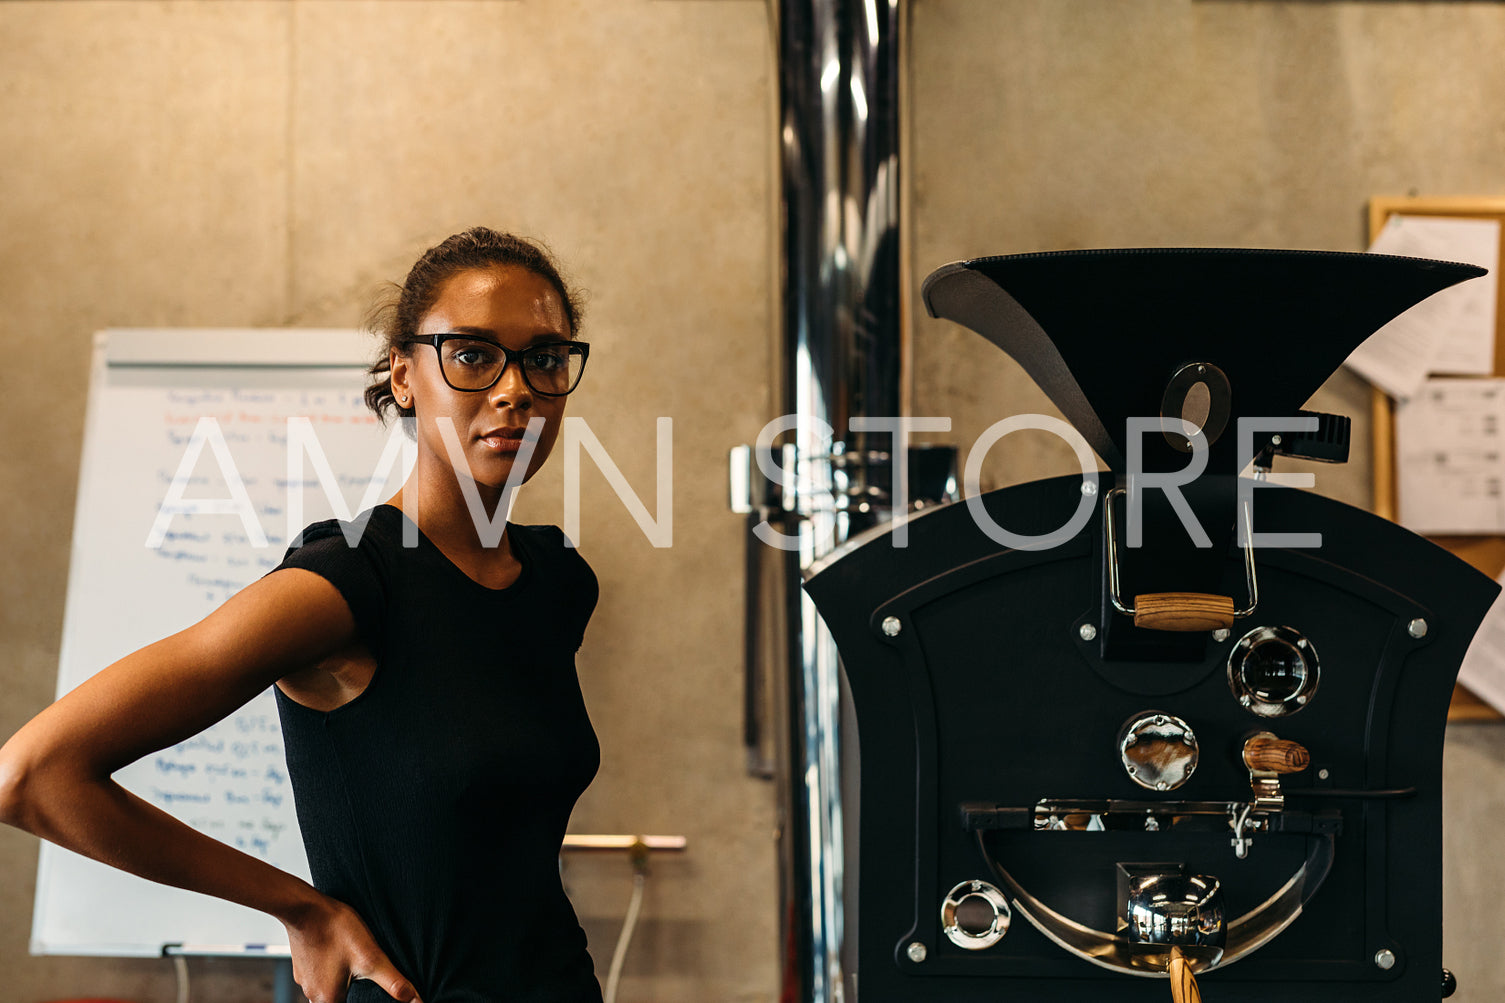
[1368,196,1505,722]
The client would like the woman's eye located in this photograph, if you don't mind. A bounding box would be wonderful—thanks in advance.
[526,349,568,372]
[450,344,501,367]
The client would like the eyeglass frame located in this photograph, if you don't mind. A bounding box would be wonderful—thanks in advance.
[410,332,591,397]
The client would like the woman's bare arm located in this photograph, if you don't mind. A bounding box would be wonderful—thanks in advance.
[0,568,420,1003]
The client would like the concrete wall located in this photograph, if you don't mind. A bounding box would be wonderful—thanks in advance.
[0,3,776,1001]
[4,1,1505,1001]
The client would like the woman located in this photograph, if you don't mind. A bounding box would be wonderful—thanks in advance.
[0,228,603,1002]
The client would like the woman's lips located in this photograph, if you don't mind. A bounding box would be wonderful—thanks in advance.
[477,428,532,452]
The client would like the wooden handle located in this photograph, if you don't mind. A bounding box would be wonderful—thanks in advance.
[1167,946,1202,1003]
[1243,735,1310,774]
[1133,592,1235,632]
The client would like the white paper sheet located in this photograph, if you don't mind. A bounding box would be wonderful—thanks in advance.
[1344,215,1499,399]
[1459,566,1505,717]
[1395,377,1505,534]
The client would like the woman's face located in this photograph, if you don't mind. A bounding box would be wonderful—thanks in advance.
[390,264,573,492]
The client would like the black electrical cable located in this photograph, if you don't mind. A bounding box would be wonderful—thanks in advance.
[1284,787,1416,800]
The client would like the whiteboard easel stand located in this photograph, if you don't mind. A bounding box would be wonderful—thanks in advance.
[161,943,295,1003]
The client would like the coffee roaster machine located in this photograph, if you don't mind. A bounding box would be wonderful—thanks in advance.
[796,248,1502,1001]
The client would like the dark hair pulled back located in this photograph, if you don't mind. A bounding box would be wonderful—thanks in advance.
[363,227,584,422]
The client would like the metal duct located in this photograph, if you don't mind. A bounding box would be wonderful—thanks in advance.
[773,2,901,1001]
[734,6,946,1000]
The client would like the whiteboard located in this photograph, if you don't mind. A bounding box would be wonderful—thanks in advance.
[34,329,412,956]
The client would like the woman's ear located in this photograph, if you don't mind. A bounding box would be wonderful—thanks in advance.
[389,347,413,408]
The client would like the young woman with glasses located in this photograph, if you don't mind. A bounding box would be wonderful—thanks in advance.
[0,228,604,1002]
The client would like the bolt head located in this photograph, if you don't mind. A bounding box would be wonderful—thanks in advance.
[1318,768,1331,780]
[1078,622,1097,641]
[1212,628,1231,642]
[1375,948,1396,970]
[881,616,902,637]
[1408,618,1429,639]
[906,941,928,963]
[1271,434,1283,446]
[1081,479,1098,497]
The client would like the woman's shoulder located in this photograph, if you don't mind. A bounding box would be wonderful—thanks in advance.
[509,522,570,549]
[276,506,409,586]
[510,524,597,583]
[285,506,405,555]
[510,523,586,557]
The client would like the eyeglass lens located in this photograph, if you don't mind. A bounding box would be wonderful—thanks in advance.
[438,338,585,395]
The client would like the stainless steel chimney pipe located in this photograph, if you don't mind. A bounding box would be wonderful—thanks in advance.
[771,2,903,1000]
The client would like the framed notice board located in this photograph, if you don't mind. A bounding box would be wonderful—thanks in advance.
[1368,196,1505,721]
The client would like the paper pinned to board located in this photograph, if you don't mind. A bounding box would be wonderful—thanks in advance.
[1396,378,1505,534]
[1344,215,1499,399]
[1459,566,1505,717]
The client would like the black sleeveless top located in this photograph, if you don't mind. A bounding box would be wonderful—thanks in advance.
[273,505,602,1003]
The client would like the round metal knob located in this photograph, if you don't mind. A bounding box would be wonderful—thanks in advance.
[1119,712,1199,791]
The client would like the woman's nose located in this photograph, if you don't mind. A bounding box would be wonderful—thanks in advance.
[489,361,533,408]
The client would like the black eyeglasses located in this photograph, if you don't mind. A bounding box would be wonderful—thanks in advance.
[416,333,590,397]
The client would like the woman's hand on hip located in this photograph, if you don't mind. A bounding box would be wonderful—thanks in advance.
[284,894,422,1003]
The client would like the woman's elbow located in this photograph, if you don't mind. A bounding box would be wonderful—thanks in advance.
[0,740,42,831]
